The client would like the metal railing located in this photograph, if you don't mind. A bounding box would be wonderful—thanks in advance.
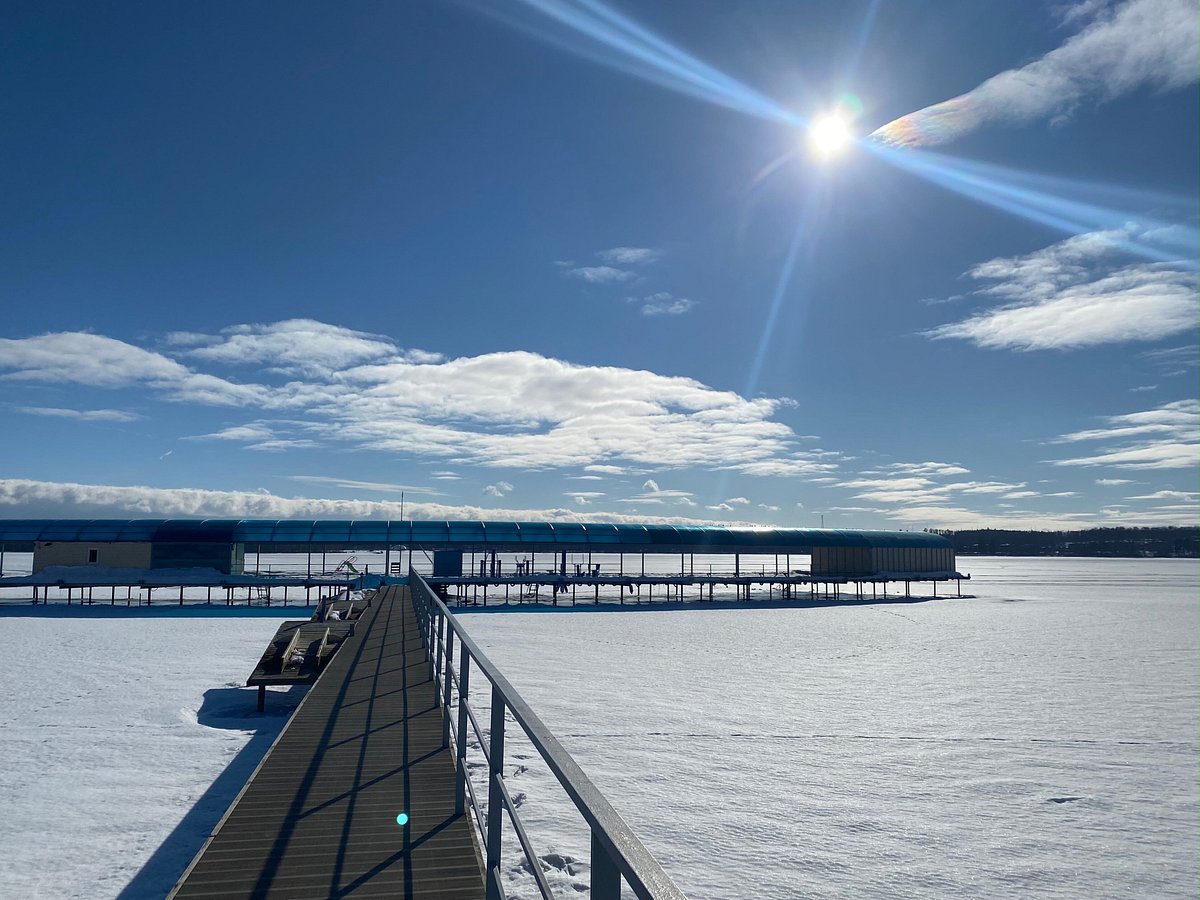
[409,569,688,900]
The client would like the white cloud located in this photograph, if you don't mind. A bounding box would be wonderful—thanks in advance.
[285,476,442,495]
[0,323,833,477]
[180,319,404,374]
[1050,399,1199,469]
[637,292,697,316]
[880,461,971,477]
[484,481,515,497]
[758,503,780,511]
[189,422,277,442]
[597,247,660,265]
[1126,489,1198,500]
[838,475,1030,505]
[565,265,635,283]
[726,497,751,505]
[1095,478,1134,485]
[619,480,694,505]
[244,439,318,453]
[16,406,140,422]
[707,503,734,511]
[1003,490,1040,499]
[0,478,745,525]
[872,0,1199,147]
[0,331,191,387]
[928,228,1197,351]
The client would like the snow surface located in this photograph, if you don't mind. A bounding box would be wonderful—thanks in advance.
[0,607,307,899]
[0,557,1195,899]
[457,557,1199,899]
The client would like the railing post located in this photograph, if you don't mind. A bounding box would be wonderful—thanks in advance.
[455,649,470,815]
[485,683,506,899]
[442,626,454,748]
[427,605,437,684]
[590,831,622,899]
[435,612,445,702]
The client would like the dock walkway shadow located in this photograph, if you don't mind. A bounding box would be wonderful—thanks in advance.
[117,685,308,900]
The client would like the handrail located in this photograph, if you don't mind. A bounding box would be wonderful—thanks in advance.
[409,569,687,900]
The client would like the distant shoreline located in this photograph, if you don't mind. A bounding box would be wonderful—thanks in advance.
[932,526,1199,559]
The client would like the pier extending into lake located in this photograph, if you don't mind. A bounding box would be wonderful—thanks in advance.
[169,582,688,899]
[170,585,484,899]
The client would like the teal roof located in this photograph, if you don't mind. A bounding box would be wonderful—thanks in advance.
[0,519,950,552]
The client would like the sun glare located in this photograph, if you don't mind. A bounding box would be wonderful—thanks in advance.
[810,114,852,157]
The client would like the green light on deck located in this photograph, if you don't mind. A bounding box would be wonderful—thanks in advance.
[396,812,409,826]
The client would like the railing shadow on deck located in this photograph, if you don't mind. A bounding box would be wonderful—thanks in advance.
[116,684,309,900]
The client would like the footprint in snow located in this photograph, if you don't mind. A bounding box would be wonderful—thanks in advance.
[537,852,586,877]
[1048,796,1085,804]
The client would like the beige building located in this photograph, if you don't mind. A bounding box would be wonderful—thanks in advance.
[34,540,153,572]
[32,540,244,574]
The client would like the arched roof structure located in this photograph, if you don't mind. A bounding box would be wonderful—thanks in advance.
[0,519,949,554]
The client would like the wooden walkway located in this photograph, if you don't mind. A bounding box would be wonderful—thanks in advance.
[171,586,484,899]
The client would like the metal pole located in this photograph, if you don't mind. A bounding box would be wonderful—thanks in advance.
[485,685,506,899]
[591,831,622,900]
[442,627,454,748]
[455,649,471,815]
[436,613,445,702]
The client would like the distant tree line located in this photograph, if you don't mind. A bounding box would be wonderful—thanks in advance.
[926,526,1199,558]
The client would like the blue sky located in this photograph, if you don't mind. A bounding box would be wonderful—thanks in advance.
[1,0,1196,529]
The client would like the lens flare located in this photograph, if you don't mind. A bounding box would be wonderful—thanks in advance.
[395,812,409,826]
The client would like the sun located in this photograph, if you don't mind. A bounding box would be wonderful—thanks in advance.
[809,114,852,157]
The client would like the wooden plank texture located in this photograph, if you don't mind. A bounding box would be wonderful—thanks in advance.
[172,585,484,899]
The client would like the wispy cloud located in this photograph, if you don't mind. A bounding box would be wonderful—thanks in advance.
[634,292,697,316]
[16,406,140,422]
[285,476,442,496]
[927,227,1197,350]
[1140,344,1199,376]
[872,0,1199,147]
[617,479,695,505]
[597,246,660,265]
[1095,478,1134,485]
[1127,489,1199,501]
[880,461,970,477]
[1050,399,1199,469]
[565,265,635,283]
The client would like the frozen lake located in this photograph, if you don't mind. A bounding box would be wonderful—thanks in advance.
[0,557,1195,898]
[457,557,1199,898]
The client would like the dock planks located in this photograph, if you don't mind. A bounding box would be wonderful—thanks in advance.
[171,585,484,899]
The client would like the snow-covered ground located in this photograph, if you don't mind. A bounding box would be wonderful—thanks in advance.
[0,607,308,899]
[458,557,1199,899]
[0,557,1195,898]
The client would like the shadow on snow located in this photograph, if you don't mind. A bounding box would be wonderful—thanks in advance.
[117,684,309,900]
